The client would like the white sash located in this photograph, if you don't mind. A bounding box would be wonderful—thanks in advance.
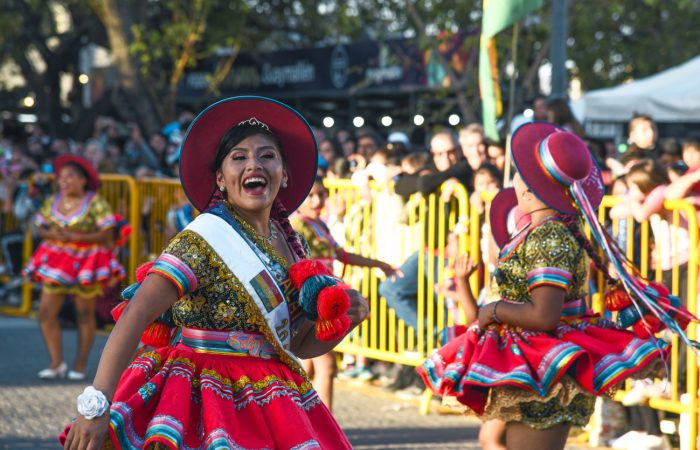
[185,213,298,363]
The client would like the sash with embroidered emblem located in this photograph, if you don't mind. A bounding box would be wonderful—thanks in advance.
[184,205,300,364]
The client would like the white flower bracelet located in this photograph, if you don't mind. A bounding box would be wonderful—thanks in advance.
[76,386,111,420]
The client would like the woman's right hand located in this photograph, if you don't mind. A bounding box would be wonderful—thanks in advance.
[63,414,110,450]
[345,289,370,325]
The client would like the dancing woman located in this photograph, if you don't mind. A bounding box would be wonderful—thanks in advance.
[62,97,367,449]
[291,176,395,410]
[24,154,124,381]
[418,122,693,450]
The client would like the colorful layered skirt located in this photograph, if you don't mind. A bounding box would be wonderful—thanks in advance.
[60,328,351,449]
[24,240,125,296]
[418,299,669,429]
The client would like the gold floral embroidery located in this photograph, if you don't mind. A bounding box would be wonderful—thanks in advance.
[494,220,588,302]
[200,370,313,395]
[163,230,308,379]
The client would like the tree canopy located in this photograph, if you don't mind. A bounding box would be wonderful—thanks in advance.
[1,0,699,137]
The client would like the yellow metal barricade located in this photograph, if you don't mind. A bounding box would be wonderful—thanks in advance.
[599,195,698,449]
[133,178,186,264]
[331,179,471,366]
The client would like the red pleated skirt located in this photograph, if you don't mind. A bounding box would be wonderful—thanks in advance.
[418,304,668,419]
[60,342,351,449]
[24,240,125,289]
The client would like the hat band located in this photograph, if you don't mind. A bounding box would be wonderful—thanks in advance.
[537,136,576,187]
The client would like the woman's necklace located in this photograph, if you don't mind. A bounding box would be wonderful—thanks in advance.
[224,202,288,268]
[60,195,82,212]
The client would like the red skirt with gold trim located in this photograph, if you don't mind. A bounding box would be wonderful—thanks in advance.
[60,340,351,449]
[24,240,125,290]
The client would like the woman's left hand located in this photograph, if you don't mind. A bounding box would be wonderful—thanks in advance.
[345,289,370,325]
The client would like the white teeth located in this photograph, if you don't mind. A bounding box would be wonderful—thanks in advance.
[243,177,267,186]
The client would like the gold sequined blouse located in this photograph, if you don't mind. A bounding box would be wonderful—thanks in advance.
[490,219,589,303]
[162,230,297,331]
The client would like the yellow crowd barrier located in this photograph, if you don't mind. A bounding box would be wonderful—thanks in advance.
[329,178,472,365]
[134,178,188,264]
[4,174,699,446]
[598,195,698,449]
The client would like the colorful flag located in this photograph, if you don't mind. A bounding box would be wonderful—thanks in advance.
[479,0,543,140]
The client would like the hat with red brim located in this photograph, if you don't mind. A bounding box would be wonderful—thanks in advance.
[53,154,100,192]
[511,122,604,214]
[179,96,318,215]
[489,188,531,248]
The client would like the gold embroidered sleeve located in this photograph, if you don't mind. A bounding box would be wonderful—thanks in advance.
[521,221,581,293]
[88,194,116,230]
[34,196,54,228]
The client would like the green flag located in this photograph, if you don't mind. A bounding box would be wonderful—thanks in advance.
[479,0,543,140]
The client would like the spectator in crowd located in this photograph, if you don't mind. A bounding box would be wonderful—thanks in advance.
[400,153,429,176]
[485,139,506,174]
[82,139,105,173]
[122,125,164,174]
[658,137,683,169]
[387,131,411,157]
[318,137,343,169]
[380,130,472,330]
[609,159,678,450]
[665,132,700,201]
[624,113,658,158]
[458,123,486,171]
[546,98,585,137]
[532,95,548,121]
[356,130,383,159]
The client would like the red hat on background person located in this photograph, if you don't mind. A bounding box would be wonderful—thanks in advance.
[178,96,318,217]
[53,154,100,192]
[489,188,531,248]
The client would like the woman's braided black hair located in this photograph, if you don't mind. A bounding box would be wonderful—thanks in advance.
[560,214,617,286]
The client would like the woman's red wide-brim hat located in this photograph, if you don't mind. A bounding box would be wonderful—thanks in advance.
[179,96,318,214]
[489,188,531,248]
[53,154,100,192]
[511,122,604,214]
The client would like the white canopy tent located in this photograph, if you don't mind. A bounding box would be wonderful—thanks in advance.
[574,54,700,123]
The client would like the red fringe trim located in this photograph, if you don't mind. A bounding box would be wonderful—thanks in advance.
[140,322,172,348]
[111,301,128,322]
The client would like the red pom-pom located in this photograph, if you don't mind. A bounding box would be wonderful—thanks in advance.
[136,262,155,283]
[315,315,352,342]
[111,301,128,322]
[605,287,632,311]
[140,322,173,347]
[317,285,350,320]
[633,314,664,339]
[647,281,670,298]
[289,259,332,289]
[116,224,133,247]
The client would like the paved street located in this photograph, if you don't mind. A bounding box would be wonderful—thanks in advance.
[0,315,593,449]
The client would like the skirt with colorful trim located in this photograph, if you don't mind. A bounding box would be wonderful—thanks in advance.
[60,341,351,449]
[417,301,669,429]
[23,240,125,294]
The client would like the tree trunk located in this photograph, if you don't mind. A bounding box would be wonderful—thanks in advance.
[100,0,162,135]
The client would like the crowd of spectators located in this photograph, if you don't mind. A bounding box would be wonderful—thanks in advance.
[2,98,699,448]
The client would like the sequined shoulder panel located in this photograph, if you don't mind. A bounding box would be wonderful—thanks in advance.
[164,230,263,331]
[493,219,588,302]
